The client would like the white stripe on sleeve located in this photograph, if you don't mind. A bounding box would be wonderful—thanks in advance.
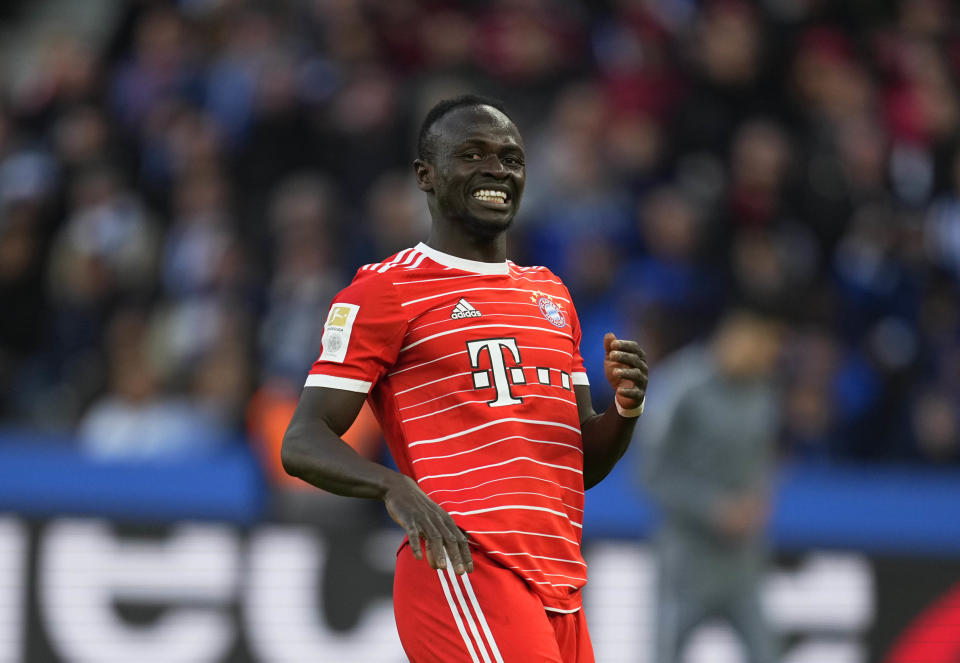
[304,374,372,392]
[571,372,590,385]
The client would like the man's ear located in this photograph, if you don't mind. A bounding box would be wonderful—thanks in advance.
[414,159,433,193]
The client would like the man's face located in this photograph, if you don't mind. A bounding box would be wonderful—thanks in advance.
[420,105,526,238]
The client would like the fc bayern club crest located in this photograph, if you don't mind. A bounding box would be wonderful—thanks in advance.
[531,291,567,328]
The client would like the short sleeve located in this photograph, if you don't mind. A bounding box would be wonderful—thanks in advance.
[557,277,589,387]
[305,271,407,393]
[568,302,589,386]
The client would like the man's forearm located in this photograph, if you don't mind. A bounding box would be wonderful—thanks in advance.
[281,397,476,575]
[581,404,639,489]
[281,422,404,499]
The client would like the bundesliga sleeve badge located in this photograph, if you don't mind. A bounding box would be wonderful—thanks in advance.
[530,291,567,328]
[320,303,360,363]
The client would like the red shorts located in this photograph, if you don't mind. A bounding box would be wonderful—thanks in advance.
[393,541,594,663]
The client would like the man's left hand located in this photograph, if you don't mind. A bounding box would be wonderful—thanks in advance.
[603,333,648,412]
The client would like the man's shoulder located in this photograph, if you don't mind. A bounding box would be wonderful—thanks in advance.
[354,246,423,278]
[507,260,554,274]
[506,261,565,284]
[342,246,432,291]
[330,251,414,309]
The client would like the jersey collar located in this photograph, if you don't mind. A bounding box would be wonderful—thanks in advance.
[415,242,510,275]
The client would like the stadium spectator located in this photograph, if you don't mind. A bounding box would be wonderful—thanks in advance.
[78,308,232,460]
[640,311,783,663]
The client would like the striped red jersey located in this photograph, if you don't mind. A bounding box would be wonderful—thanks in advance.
[307,242,590,612]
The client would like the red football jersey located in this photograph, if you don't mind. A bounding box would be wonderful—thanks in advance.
[307,242,590,612]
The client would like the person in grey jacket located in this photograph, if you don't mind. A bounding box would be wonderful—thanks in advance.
[641,311,782,663]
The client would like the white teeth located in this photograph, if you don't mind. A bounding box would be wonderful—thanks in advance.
[473,189,508,202]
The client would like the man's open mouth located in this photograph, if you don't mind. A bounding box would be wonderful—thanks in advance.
[472,188,510,205]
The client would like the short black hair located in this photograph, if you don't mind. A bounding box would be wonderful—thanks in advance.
[417,94,510,161]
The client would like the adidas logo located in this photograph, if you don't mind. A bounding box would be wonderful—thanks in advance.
[451,298,482,319]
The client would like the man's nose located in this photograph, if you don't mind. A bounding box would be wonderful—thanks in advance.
[479,154,507,176]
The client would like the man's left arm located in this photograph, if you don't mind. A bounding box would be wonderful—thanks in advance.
[577,333,649,489]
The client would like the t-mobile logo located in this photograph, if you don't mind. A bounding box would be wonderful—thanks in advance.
[467,338,525,408]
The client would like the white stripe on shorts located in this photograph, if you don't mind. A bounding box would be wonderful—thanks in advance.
[443,559,492,663]
[437,567,481,663]
[460,568,505,663]
[436,551,506,663]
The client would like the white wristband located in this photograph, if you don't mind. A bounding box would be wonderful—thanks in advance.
[615,397,644,418]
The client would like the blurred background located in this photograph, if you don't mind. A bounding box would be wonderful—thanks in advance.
[0,0,958,661]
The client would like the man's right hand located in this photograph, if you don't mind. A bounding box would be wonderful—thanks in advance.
[383,473,474,575]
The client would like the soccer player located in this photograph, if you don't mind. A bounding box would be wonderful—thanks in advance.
[281,95,648,663]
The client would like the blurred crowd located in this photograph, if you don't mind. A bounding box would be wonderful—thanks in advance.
[0,0,959,468]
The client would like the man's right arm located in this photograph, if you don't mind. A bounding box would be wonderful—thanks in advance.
[280,386,474,574]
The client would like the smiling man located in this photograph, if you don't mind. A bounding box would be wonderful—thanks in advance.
[281,95,648,662]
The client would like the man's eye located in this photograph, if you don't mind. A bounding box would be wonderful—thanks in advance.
[462,152,482,160]
[504,156,524,166]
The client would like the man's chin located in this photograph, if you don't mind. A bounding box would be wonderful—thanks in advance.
[462,213,513,239]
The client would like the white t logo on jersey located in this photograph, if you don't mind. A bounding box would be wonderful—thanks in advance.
[467,338,524,408]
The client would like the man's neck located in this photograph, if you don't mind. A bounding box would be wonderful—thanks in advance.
[426,223,507,263]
